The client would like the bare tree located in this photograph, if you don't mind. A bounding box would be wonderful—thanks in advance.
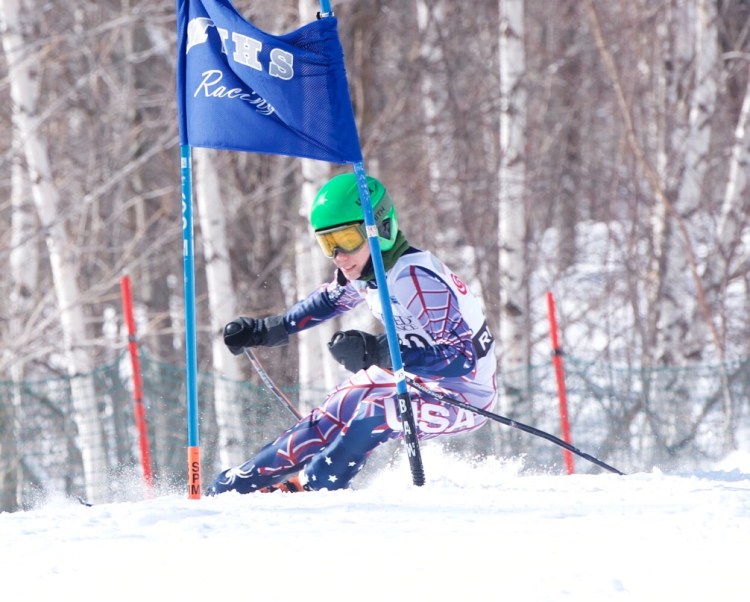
[1,0,107,501]
[653,0,720,366]
[194,148,245,466]
[1,124,39,511]
[295,159,337,412]
[498,0,530,422]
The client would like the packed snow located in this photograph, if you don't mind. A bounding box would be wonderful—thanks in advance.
[2,445,749,602]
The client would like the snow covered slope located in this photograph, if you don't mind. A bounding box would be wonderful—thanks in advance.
[2,447,748,601]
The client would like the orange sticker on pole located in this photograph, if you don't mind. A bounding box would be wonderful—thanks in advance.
[187,446,201,499]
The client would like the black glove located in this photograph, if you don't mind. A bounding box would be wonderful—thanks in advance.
[223,315,288,355]
[328,330,392,373]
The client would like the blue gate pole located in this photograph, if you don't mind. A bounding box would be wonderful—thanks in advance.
[316,0,424,486]
[352,162,425,486]
[181,144,202,499]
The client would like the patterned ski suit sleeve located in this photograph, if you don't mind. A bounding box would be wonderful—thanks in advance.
[392,265,476,378]
[283,271,363,335]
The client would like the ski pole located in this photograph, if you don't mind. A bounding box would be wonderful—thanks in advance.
[243,348,302,419]
[404,376,625,476]
[242,347,624,475]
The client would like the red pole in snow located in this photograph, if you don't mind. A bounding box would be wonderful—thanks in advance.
[120,275,154,493]
[546,291,575,475]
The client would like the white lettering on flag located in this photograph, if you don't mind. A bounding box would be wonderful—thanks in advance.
[186,18,213,53]
[193,70,274,115]
[186,18,296,80]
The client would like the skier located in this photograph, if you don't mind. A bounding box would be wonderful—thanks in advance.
[207,173,497,494]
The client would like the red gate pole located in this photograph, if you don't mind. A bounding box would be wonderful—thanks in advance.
[546,291,575,475]
[120,275,154,493]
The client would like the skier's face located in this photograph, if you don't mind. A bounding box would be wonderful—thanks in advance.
[332,241,371,280]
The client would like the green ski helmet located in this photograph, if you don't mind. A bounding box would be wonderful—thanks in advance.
[310,173,399,251]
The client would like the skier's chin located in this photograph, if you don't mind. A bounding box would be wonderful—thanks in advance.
[340,266,362,280]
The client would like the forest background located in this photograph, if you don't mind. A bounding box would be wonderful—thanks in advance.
[1,0,750,509]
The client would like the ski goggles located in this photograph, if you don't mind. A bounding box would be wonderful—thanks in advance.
[314,222,367,258]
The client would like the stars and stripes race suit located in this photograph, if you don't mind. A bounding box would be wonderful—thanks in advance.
[209,248,497,493]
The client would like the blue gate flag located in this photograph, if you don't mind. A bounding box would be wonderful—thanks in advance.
[176,0,362,164]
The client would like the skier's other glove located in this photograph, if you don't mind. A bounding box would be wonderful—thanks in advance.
[223,316,288,355]
[327,330,392,373]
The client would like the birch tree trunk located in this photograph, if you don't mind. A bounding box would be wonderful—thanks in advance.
[704,73,750,309]
[194,148,245,467]
[701,70,750,451]
[294,159,335,413]
[416,0,449,243]
[498,0,530,419]
[654,0,719,366]
[1,134,39,511]
[0,370,21,512]
[1,0,108,503]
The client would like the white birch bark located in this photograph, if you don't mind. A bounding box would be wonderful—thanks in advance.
[645,5,674,358]
[416,0,448,242]
[194,148,245,467]
[498,0,529,415]
[1,0,107,502]
[9,146,38,312]
[6,135,40,365]
[705,75,750,290]
[655,0,718,365]
[702,71,750,451]
[295,159,335,413]
[1,136,36,511]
